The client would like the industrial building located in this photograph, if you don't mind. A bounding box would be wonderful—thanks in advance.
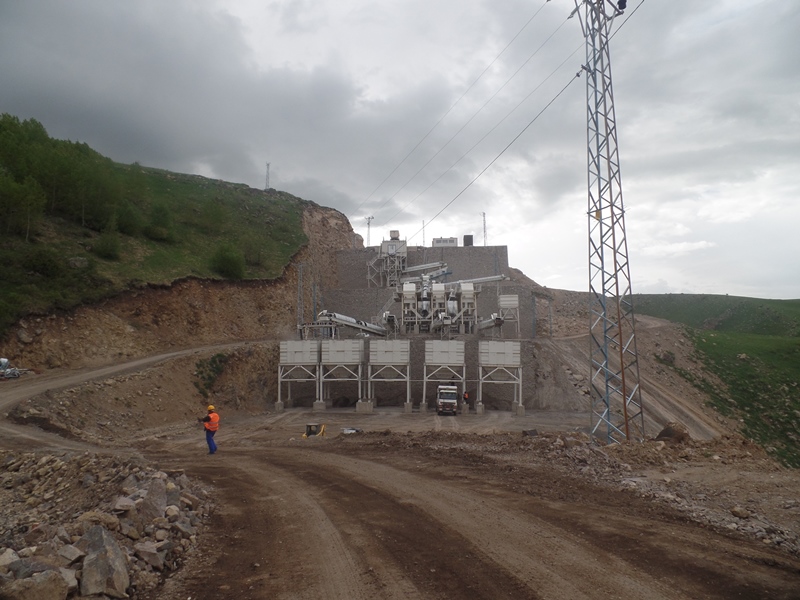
[277,231,549,414]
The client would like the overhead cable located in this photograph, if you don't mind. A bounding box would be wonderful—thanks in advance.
[406,72,581,241]
[405,0,647,238]
[381,44,583,228]
[348,0,553,219]
[371,13,573,223]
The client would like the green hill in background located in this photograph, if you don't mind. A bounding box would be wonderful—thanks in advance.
[635,293,800,466]
[0,113,308,335]
[634,293,800,337]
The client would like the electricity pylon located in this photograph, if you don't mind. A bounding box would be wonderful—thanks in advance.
[574,0,644,443]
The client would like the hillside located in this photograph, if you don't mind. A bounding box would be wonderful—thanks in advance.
[0,113,312,336]
[635,294,800,466]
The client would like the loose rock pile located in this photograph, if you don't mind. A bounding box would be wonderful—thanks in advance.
[336,428,800,558]
[0,450,212,599]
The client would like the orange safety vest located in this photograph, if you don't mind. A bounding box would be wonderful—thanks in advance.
[204,412,220,432]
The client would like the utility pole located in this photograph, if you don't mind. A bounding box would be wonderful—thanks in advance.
[296,262,304,336]
[574,0,643,444]
[265,162,271,191]
[422,220,425,247]
[481,212,487,246]
[365,216,374,247]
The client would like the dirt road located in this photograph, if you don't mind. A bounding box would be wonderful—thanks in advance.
[3,344,799,599]
[136,411,800,600]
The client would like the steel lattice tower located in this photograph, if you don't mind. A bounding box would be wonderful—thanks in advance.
[575,0,644,443]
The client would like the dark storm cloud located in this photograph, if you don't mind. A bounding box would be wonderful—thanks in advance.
[1,1,798,296]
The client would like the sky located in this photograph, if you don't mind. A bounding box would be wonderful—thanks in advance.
[1,0,798,299]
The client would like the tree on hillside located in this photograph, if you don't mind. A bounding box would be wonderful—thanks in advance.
[0,174,46,241]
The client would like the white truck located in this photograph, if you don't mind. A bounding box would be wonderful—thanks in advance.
[435,385,459,415]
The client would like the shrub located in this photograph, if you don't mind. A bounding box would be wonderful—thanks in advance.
[21,246,64,278]
[116,201,144,236]
[194,353,229,398]
[210,244,245,279]
[144,202,175,242]
[93,231,121,260]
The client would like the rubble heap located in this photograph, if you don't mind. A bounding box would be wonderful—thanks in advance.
[335,429,800,558]
[0,450,213,599]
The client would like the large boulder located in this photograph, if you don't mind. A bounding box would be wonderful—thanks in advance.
[79,525,130,599]
[0,569,69,600]
[139,478,167,523]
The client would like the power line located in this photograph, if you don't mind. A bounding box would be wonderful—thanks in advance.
[400,0,646,238]
[382,43,583,228]
[348,0,554,220]
[407,71,581,241]
[370,13,573,224]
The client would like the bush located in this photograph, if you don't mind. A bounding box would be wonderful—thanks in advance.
[21,246,64,278]
[193,353,229,398]
[93,231,121,260]
[144,202,175,242]
[210,244,245,279]
[143,224,174,242]
[116,201,144,236]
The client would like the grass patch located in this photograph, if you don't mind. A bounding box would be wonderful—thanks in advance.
[193,353,229,398]
[635,293,800,336]
[680,330,800,467]
[638,294,800,466]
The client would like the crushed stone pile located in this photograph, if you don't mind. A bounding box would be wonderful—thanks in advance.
[335,429,800,558]
[0,450,213,599]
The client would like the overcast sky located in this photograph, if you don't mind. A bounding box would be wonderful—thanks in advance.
[1,0,797,299]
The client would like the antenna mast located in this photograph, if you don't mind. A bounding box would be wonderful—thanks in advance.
[481,212,487,246]
[265,162,270,191]
[365,216,374,247]
[575,0,643,444]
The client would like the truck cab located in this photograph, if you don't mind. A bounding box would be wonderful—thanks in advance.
[436,385,459,415]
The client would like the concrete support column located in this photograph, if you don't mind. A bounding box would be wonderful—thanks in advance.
[356,400,373,413]
[404,401,413,414]
[313,400,326,411]
[274,400,285,413]
[475,402,485,415]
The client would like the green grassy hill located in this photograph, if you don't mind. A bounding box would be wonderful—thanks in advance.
[635,294,800,466]
[0,114,309,335]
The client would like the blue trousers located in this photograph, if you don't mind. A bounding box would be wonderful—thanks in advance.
[205,429,217,454]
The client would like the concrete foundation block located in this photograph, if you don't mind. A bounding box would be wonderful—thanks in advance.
[312,401,327,412]
[475,402,485,415]
[404,401,414,414]
[274,401,284,413]
[460,403,470,415]
[513,403,526,417]
[419,402,428,413]
[356,400,374,413]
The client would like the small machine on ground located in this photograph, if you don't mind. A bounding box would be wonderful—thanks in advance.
[303,423,326,438]
[435,385,459,416]
[0,358,21,380]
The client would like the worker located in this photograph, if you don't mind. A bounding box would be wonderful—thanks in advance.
[463,391,469,407]
[198,405,220,455]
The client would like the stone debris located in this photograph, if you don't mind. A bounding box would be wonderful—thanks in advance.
[0,450,212,599]
[336,429,800,558]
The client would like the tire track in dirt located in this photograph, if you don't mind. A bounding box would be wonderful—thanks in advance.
[280,447,800,600]
[282,449,668,599]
